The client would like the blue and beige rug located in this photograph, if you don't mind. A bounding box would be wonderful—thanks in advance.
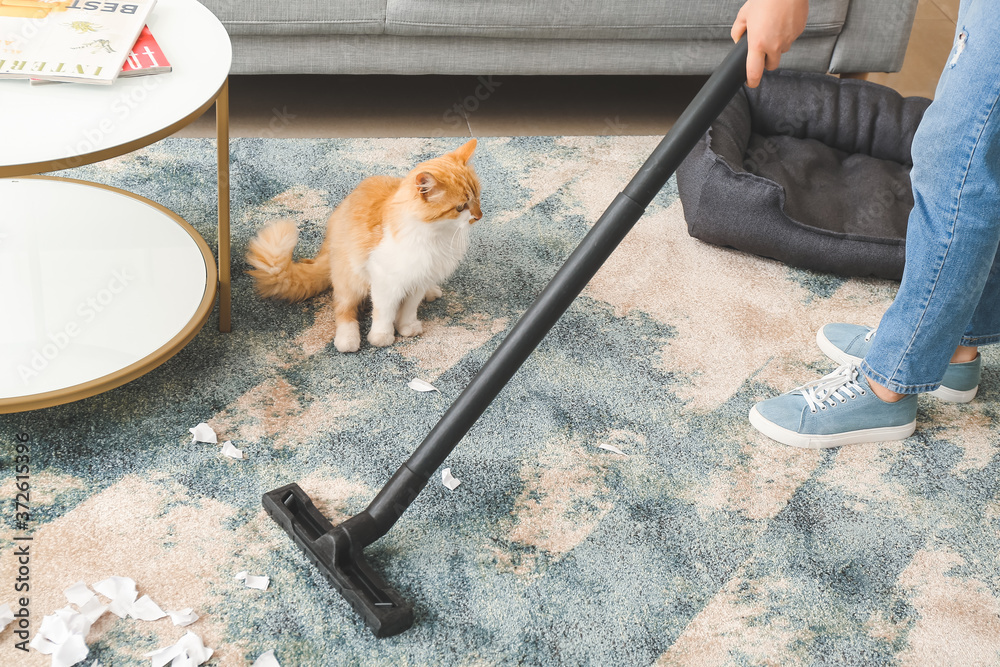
[1,137,998,665]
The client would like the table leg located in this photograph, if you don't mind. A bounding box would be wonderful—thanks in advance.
[217,77,231,332]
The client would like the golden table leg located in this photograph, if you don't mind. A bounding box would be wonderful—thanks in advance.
[217,77,231,332]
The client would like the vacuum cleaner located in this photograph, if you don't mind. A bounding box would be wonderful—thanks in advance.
[263,35,750,638]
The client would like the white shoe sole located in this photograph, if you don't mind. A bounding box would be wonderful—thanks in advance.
[749,406,916,449]
[815,329,977,404]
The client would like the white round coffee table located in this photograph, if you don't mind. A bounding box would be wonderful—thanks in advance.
[0,0,232,412]
[0,177,217,412]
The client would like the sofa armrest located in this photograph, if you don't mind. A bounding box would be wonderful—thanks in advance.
[828,0,919,73]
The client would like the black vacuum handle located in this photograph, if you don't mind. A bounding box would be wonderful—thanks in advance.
[361,36,750,540]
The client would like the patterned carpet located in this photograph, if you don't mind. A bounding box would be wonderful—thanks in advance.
[1,137,998,666]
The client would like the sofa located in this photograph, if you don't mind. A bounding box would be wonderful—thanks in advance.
[199,0,919,77]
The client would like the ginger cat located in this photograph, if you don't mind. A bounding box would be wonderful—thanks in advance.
[246,139,482,353]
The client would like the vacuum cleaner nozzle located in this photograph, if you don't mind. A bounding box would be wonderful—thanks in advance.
[262,483,414,637]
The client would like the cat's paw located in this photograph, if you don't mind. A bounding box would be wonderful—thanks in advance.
[335,328,361,353]
[368,329,396,347]
[424,285,443,302]
[397,320,423,337]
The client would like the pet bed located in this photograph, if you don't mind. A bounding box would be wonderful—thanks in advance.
[677,70,932,280]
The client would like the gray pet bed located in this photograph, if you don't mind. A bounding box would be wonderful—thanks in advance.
[676,70,931,280]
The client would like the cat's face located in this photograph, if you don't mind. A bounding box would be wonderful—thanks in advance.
[409,139,483,225]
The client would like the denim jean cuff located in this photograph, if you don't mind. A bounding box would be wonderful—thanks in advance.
[961,333,1000,346]
[860,361,940,395]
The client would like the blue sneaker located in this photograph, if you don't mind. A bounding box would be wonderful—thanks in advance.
[816,324,981,403]
[749,364,917,449]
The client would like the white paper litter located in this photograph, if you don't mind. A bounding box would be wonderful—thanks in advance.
[252,649,281,667]
[145,642,185,667]
[54,606,93,639]
[0,603,13,632]
[598,444,627,455]
[64,581,96,607]
[441,468,461,491]
[93,576,138,618]
[129,595,167,622]
[167,608,199,627]
[234,571,270,591]
[144,631,215,667]
[31,607,92,667]
[77,596,108,624]
[30,633,58,655]
[220,441,244,459]
[188,422,218,444]
[52,634,89,667]
[407,378,439,392]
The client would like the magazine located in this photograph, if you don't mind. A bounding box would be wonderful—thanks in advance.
[0,0,157,84]
[29,24,171,84]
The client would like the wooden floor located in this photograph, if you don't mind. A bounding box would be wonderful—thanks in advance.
[174,0,959,139]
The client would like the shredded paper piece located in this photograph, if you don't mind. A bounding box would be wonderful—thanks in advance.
[220,441,245,459]
[0,603,13,632]
[64,581,96,608]
[234,571,270,591]
[129,595,167,622]
[189,422,218,444]
[252,649,281,667]
[145,631,214,667]
[167,608,199,627]
[31,607,92,667]
[441,468,461,491]
[598,444,627,456]
[407,378,439,392]
[77,597,108,624]
[94,576,138,619]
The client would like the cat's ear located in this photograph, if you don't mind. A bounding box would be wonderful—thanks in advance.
[451,138,477,164]
[416,172,441,200]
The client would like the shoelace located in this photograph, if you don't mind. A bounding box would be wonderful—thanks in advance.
[864,328,877,343]
[794,364,868,413]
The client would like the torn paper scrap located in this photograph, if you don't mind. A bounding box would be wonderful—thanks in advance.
[167,608,199,627]
[598,444,626,455]
[235,571,270,591]
[64,581,96,608]
[144,631,214,667]
[53,606,93,639]
[220,441,244,459]
[252,649,281,667]
[0,603,13,632]
[441,468,461,491]
[189,422,218,444]
[176,630,214,665]
[129,595,166,622]
[52,634,89,667]
[31,607,93,664]
[30,632,58,655]
[407,378,438,392]
[77,596,108,624]
[145,642,185,667]
[93,576,138,619]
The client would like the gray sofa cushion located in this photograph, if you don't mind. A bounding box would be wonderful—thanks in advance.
[384,0,849,40]
[676,70,931,280]
[227,34,840,75]
[199,0,387,36]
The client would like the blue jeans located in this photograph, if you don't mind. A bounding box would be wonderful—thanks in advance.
[862,0,1000,394]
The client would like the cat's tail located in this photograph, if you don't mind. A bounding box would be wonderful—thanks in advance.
[246,219,332,301]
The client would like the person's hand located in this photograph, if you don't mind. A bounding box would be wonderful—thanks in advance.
[731,0,810,87]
